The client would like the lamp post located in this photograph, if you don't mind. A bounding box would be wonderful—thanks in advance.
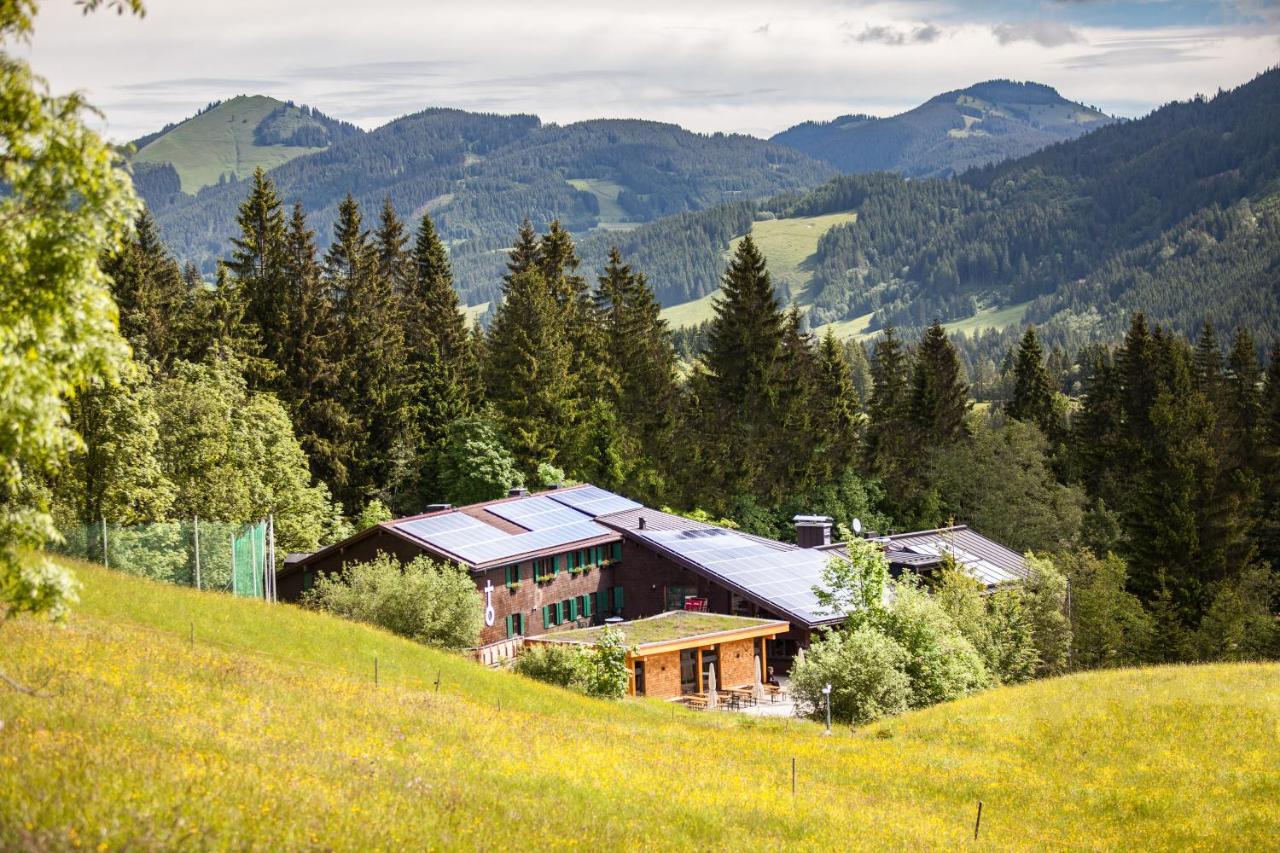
[822,683,832,736]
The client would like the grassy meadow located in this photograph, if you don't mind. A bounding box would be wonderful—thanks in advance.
[1,560,1277,849]
[132,96,325,193]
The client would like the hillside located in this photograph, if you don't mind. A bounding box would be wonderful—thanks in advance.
[622,70,1280,355]
[149,110,836,305]
[130,95,363,195]
[2,560,1277,848]
[770,80,1114,178]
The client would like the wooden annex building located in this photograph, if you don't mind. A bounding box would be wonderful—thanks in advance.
[277,484,1031,678]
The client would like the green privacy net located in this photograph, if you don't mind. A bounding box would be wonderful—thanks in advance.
[53,519,271,598]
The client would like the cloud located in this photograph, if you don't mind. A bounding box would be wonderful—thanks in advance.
[753,23,770,35]
[118,76,285,92]
[851,23,942,46]
[992,21,1085,47]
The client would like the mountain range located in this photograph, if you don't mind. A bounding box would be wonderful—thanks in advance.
[131,80,1113,306]
[770,80,1115,177]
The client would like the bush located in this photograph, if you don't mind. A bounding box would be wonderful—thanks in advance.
[514,628,631,699]
[1057,548,1153,668]
[877,580,991,707]
[1023,554,1072,676]
[513,643,583,688]
[304,553,482,649]
[790,625,911,725]
[935,568,1037,684]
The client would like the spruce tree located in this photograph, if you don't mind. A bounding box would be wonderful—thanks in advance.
[505,218,542,283]
[1257,347,1280,571]
[1006,325,1057,436]
[909,321,970,447]
[703,235,784,408]
[864,325,910,478]
[226,168,288,377]
[814,330,863,479]
[102,208,188,368]
[325,195,412,509]
[373,197,414,296]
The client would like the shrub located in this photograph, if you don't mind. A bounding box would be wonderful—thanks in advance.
[513,643,583,688]
[579,628,629,699]
[935,568,1037,684]
[790,625,912,725]
[1024,554,1072,676]
[1057,548,1153,668]
[304,553,482,649]
[877,580,991,707]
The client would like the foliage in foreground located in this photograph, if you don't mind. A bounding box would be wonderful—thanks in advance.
[303,552,482,649]
[513,627,629,699]
[2,561,1278,850]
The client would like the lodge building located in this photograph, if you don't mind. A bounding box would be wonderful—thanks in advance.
[277,484,1030,691]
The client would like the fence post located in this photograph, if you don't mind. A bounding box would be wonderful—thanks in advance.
[231,529,237,597]
[268,513,276,603]
[101,516,109,569]
[193,516,202,590]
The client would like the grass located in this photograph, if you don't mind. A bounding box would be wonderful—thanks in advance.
[542,611,780,647]
[567,178,641,231]
[2,560,1278,849]
[941,301,1032,336]
[132,96,326,193]
[660,211,857,329]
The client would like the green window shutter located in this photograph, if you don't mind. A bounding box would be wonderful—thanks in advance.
[583,593,593,617]
[614,586,624,612]
[569,598,578,620]
[504,615,513,638]
[612,542,621,560]
[543,605,552,627]
[518,613,525,634]
[556,601,564,623]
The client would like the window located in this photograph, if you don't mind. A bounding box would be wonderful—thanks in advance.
[568,597,579,621]
[610,542,622,561]
[534,558,555,582]
[666,585,695,611]
[634,660,646,697]
[542,604,555,627]
[505,613,525,638]
[613,586,624,613]
[680,649,698,695]
[597,588,610,616]
[582,593,593,618]
[505,565,520,587]
[555,600,565,624]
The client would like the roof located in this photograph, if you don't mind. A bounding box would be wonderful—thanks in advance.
[825,526,1029,586]
[882,526,1029,586]
[619,526,843,629]
[534,610,788,652]
[289,485,641,574]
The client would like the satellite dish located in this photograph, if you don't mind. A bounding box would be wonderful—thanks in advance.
[852,518,863,536]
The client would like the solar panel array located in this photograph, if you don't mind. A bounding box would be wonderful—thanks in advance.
[544,485,642,517]
[486,496,596,531]
[632,528,838,626]
[391,487,644,566]
[899,541,1019,586]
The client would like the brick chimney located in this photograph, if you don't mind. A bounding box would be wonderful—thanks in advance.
[793,515,833,548]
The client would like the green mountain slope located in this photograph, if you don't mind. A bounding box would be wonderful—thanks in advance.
[3,560,1277,848]
[150,110,836,305]
[771,80,1115,177]
[131,95,362,194]
[623,70,1280,354]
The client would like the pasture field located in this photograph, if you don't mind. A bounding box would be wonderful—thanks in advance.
[566,178,641,230]
[1,560,1277,850]
[132,96,325,193]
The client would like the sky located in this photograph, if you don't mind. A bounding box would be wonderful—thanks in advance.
[21,0,1280,142]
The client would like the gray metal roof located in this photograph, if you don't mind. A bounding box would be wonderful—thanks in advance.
[625,527,842,628]
[884,526,1029,586]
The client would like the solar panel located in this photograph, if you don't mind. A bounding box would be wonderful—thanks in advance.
[449,521,609,564]
[487,496,595,531]
[635,528,837,625]
[394,508,611,565]
[546,486,642,517]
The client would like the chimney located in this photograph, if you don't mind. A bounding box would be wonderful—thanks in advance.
[638,516,646,530]
[793,515,833,548]
[508,487,528,498]
[425,503,453,513]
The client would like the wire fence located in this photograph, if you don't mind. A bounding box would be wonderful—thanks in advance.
[52,518,277,599]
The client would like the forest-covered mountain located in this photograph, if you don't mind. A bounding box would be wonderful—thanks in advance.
[130,95,363,196]
[144,108,836,304]
[614,69,1280,353]
[770,80,1115,177]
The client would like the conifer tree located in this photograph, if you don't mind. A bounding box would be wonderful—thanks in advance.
[484,267,575,476]
[505,218,542,283]
[1192,320,1223,399]
[102,208,188,368]
[1257,347,1280,571]
[814,330,863,479]
[703,235,784,407]
[227,168,288,377]
[864,325,910,478]
[1006,325,1057,436]
[325,195,412,509]
[373,197,414,296]
[909,321,970,447]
